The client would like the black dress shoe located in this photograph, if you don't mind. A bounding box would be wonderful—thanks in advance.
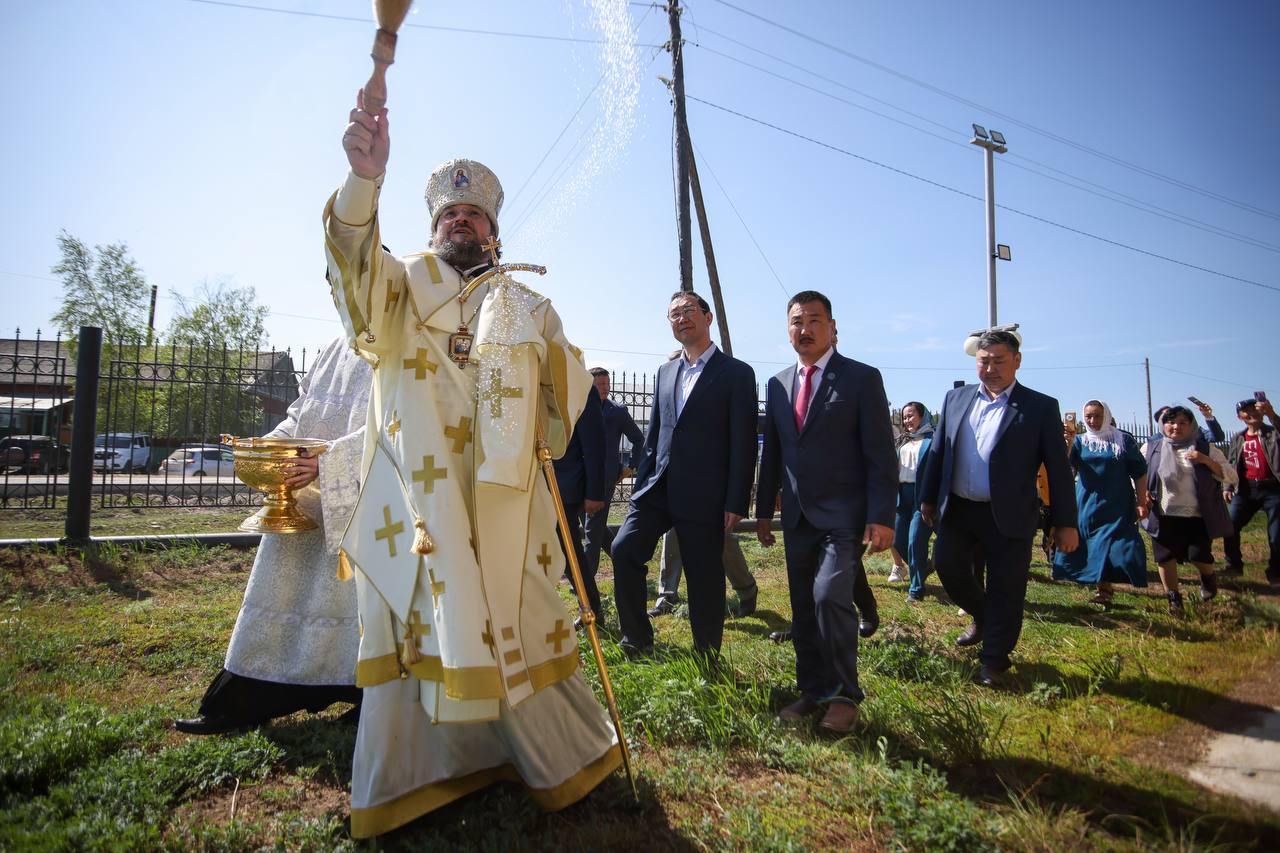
[174,715,257,735]
[977,664,1007,688]
[619,640,654,660]
[955,621,984,648]
[858,610,879,639]
[769,629,792,643]
[732,589,758,618]
[647,598,677,617]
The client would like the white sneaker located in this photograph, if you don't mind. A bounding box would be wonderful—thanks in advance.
[887,566,906,584]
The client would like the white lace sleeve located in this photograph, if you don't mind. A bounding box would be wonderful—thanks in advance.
[319,425,366,553]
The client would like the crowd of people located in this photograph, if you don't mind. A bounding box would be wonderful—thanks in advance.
[169,90,1279,837]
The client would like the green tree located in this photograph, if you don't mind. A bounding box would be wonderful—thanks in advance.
[49,230,150,342]
[165,279,269,351]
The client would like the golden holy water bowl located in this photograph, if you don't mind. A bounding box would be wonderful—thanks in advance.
[222,435,329,533]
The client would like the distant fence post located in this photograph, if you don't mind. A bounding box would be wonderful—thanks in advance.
[64,326,102,543]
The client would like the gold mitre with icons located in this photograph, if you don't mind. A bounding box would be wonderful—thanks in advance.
[425,158,505,236]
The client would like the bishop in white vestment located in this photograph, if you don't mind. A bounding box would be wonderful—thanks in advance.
[328,95,620,838]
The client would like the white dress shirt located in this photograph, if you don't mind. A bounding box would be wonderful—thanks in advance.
[951,381,1015,502]
[675,343,717,420]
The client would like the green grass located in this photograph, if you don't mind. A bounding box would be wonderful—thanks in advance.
[0,506,254,539]
[0,518,1277,849]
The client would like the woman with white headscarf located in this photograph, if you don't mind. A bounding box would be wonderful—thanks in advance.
[1052,400,1150,603]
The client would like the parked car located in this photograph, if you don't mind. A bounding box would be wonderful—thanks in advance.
[0,435,71,473]
[160,444,235,477]
[93,433,153,473]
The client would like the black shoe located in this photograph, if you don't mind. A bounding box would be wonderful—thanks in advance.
[619,640,654,659]
[858,609,879,639]
[1200,573,1219,602]
[732,588,758,619]
[977,664,1007,688]
[174,715,256,735]
[769,629,792,643]
[647,598,677,617]
[907,592,925,603]
[1220,564,1244,577]
[1166,589,1185,616]
[955,621,984,648]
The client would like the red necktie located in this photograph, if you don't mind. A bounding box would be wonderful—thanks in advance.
[794,364,816,431]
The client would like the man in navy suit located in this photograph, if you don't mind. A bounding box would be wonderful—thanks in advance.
[581,368,645,590]
[611,291,757,655]
[553,386,607,623]
[755,291,897,733]
[918,328,1078,687]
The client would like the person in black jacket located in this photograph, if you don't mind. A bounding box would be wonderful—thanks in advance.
[553,386,607,623]
[610,291,757,655]
[581,368,644,586]
[1222,398,1280,583]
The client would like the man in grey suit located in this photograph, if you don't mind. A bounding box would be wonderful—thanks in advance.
[755,291,898,733]
[918,328,1078,687]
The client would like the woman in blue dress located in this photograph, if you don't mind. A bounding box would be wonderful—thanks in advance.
[1053,400,1150,602]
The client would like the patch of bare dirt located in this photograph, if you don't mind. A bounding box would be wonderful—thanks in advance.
[176,774,349,828]
[0,545,252,598]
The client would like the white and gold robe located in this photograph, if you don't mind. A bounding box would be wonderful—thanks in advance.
[324,171,620,838]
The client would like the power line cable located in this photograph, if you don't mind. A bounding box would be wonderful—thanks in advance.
[688,140,789,297]
[686,36,1280,256]
[182,0,666,48]
[1150,363,1272,392]
[707,0,1280,222]
[685,95,1280,295]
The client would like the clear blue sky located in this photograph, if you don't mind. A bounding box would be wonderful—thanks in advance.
[3,0,1277,431]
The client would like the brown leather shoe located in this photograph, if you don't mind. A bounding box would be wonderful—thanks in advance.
[777,696,820,722]
[818,701,859,734]
[955,621,984,648]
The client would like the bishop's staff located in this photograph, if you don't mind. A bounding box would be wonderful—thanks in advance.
[535,422,638,799]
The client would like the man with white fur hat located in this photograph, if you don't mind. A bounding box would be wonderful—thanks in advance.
[325,90,620,837]
[917,326,1079,688]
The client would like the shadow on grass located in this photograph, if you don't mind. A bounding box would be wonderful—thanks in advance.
[724,608,791,638]
[957,755,1280,849]
[1024,598,1216,641]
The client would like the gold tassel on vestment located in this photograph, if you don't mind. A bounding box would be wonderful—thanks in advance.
[336,548,354,581]
[411,516,435,554]
[400,626,422,666]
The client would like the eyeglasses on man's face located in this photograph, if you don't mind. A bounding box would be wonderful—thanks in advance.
[667,305,704,322]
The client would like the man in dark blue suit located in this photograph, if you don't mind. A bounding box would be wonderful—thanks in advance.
[611,291,757,655]
[755,291,897,733]
[918,328,1079,687]
[553,386,607,623]
[582,368,645,586]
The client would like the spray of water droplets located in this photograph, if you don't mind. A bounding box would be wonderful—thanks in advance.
[507,0,642,252]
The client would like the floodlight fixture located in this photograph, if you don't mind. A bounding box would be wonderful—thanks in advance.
[972,124,990,140]
[996,244,1011,261]
[989,130,1006,145]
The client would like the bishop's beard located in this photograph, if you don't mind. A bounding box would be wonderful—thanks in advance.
[432,238,486,270]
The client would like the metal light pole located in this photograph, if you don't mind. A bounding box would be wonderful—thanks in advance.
[970,125,1009,327]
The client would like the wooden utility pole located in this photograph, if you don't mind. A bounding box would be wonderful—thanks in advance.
[668,0,693,292]
[686,149,732,356]
[1144,357,1153,435]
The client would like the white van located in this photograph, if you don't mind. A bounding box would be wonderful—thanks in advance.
[93,433,153,473]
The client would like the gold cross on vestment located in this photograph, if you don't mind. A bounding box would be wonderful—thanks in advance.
[481,367,523,418]
[444,416,473,454]
[535,543,553,576]
[545,619,571,654]
[387,411,401,438]
[411,455,448,495]
[481,620,496,659]
[480,236,502,267]
[428,568,445,608]
[402,347,439,379]
[407,609,431,640]
[374,505,405,558]
[384,279,400,313]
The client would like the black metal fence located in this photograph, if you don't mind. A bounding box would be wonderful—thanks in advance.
[1,328,312,512]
